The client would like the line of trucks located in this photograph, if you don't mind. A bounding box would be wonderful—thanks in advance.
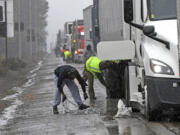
[64,20,85,63]
[64,0,180,121]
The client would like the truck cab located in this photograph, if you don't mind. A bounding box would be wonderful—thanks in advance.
[72,20,85,63]
[97,0,180,120]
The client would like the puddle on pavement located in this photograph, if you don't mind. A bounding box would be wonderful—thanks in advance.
[100,99,176,135]
[99,99,119,121]
[107,125,119,135]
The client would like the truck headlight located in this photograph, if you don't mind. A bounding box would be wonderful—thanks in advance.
[150,59,174,75]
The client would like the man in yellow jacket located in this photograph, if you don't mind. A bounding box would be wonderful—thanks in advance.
[83,56,110,99]
[64,49,72,62]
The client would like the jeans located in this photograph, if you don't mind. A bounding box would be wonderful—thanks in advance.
[53,75,83,106]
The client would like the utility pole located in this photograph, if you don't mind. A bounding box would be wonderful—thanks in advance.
[76,20,78,50]
[177,0,180,54]
[35,0,38,57]
[4,0,7,59]
[18,0,22,59]
[29,0,32,57]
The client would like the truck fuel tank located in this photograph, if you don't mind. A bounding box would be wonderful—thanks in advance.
[97,40,135,61]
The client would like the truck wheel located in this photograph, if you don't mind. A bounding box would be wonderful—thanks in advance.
[144,85,155,121]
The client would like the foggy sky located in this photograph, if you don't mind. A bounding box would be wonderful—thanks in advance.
[47,0,93,51]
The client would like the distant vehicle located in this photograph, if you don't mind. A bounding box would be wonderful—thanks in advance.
[97,0,180,121]
[71,20,85,63]
[74,49,84,63]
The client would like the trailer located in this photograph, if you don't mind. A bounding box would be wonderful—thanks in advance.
[98,0,127,41]
[64,22,73,50]
[83,5,93,52]
[97,0,180,120]
[71,20,85,63]
[97,0,131,98]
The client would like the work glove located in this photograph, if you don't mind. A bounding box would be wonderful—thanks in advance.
[62,94,67,102]
[83,82,88,87]
[83,92,88,100]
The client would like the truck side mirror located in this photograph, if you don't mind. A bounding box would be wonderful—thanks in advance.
[124,0,133,23]
[143,26,155,36]
[0,6,3,22]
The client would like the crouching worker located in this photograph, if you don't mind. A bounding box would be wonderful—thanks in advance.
[53,65,89,114]
[83,56,110,99]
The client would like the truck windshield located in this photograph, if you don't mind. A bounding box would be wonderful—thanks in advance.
[149,0,176,20]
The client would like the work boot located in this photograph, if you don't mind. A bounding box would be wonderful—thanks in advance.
[53,106,59,114]
[79,104,90,110]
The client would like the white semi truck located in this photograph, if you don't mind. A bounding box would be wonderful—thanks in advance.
[97,0,180,120]
[64,21,73,50]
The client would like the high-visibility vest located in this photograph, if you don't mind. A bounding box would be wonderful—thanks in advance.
[64,51,72,59]
[86,56,102,78]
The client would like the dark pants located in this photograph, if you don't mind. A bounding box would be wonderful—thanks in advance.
[83,70,95,99]
[53,75,83,107]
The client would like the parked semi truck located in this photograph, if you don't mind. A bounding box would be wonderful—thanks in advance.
[64,21,73,51]
[96,0,130,98]
[71,20,85,63]
[83,5,94,53]
[97,0,180,120]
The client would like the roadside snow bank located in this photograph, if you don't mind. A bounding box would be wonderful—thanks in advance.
[0,60,43,128]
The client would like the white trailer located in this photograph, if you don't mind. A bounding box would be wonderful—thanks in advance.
[98,0,180,120]
[98,0,128,41]
[97,0,131,98]
[83,5,93,51]
[64,22,73,50]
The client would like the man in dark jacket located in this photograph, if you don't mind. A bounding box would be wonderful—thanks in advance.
[53,65,89,114]
[84,45,95,62]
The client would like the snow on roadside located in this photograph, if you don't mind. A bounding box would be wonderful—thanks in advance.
[0,60,43,128]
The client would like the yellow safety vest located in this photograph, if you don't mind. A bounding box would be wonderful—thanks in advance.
[64,51,72,60]
[86,56,102,78]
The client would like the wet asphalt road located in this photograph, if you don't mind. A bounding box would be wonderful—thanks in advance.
[0,54,180,135]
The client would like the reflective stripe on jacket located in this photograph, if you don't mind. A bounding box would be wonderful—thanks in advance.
[86,56,102,76]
